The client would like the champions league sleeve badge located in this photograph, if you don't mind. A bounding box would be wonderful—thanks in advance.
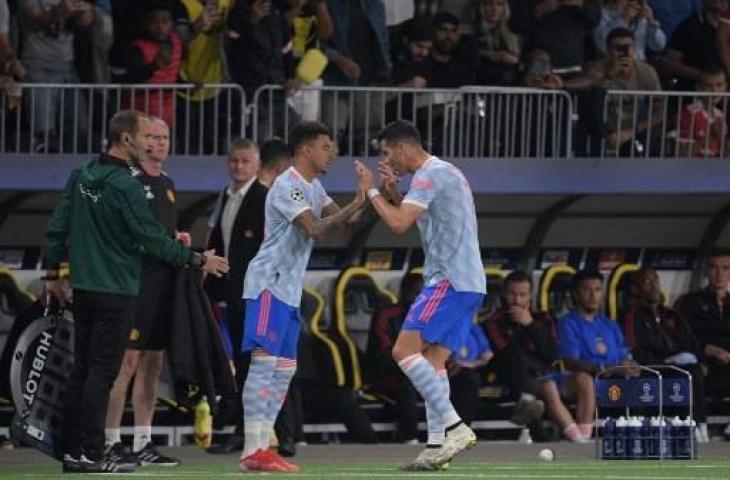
[290,187,307,205]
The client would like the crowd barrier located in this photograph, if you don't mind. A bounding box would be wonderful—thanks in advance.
[1,83,728,161]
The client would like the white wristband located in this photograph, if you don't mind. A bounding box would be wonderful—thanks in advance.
[367,188,381,200]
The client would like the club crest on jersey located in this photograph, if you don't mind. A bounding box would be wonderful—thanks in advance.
[143,185,155,200]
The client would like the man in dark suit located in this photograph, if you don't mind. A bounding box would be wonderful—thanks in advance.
[205,138,267,453]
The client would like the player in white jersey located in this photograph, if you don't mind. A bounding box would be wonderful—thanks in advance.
[356,121,486,471]
[238,122,367,473]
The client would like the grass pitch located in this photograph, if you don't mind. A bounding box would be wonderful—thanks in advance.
[2,443,730,480]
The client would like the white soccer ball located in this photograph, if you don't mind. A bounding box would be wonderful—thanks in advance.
[538,448,555,462]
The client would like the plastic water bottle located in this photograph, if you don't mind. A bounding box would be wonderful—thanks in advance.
[194,396,212,449]
[689,418,698,459]
[640,417,652,459]
[628,417,643,459]
[659,417,670,459]
[676,417,691,459]
[602,417,615,459]
[614,416,628,459]
[669,416,682,459]
[648,417,660,458]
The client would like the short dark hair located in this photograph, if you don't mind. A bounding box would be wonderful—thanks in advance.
[403,16,434,42]
[607,27,634,46]
[433,11,459,28]
[290,121,331,153]
[108,110,147,146]
[260,138,291,169]
[377,120,422,146]
[571,270,603,291]
[142,0,173,14]
[504,270,532,289]
[697,65,727,83]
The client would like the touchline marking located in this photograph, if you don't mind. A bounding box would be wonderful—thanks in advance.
[22,473,730,479]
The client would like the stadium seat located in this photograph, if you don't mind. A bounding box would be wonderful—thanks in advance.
[538,265,576,318]
[331,267,397,390]
[480,268,506,321]
[606,263,641,320]
[300,286,345,385]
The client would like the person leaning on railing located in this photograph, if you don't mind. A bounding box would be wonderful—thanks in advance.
[19,0,93,151]
[570,27,664,156]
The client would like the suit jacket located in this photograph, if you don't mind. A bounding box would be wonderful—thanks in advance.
[205,180,268,302]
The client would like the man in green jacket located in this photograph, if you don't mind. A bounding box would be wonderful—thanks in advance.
[43,109,229,474]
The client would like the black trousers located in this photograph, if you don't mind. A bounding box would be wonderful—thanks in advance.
[62,290,135,460]
[490,349,541,400]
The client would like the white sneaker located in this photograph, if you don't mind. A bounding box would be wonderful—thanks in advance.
[571,435,594,444]
[517,428,533,444]
[399,448,450,471]
[430,423,477,467]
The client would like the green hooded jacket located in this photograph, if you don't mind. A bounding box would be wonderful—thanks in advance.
[44,154,193,296]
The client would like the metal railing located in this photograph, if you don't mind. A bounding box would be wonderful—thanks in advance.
[601,90,730,159]
[253,84,575,158]
[0,83,247,155]
[1,82,727,161]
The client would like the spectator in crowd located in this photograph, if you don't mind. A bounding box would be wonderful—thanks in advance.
[510,0,601,75]
[391,16,433,88]
[648,0,702,41]
[674,67,728,158]
[557,271,635,437]
[257,138,292,188]
[366,272,423,444]
[474,0,520,86]
[19,0,93,151]
[115,1,182,129]
[321,0,391,152]
[226,0,299,140]
[485,271,553,428]
[448,322,493,427]
[620,268,709,442]
[287,0,333,122]
[426,12,475,87]
[584,27,663,155]
[594,0,666,61]
[664,0,726,92]
[520,48,564,89]
[205,138,267,453]
[675,250,730,406]
[174,0,231,154]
